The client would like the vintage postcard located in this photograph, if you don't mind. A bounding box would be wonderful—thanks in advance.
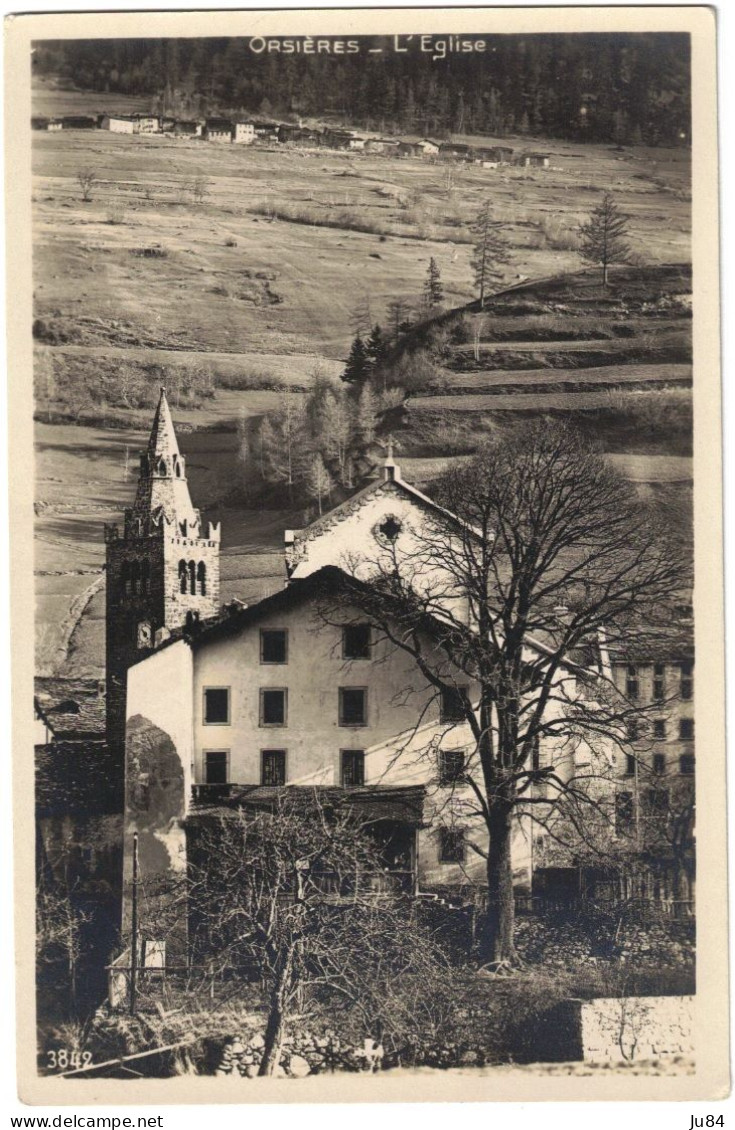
[6,4,727,1105]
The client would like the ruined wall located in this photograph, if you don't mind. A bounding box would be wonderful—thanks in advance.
[123,640,194,957]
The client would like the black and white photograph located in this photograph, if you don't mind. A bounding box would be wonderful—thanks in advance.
[7,5,726,1104]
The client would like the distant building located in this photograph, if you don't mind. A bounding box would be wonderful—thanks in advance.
[233,121,256,144]
[134,114,160,134]
[323,128,355,150]
[519,151,550,168]
[204,118,233,143]
[159,116,176,133]
[173,119,201,137]
[253,121,279,142]
[46,119,63,132]
[492,145,514,163]
[101,114,136,134]
[61,115,97,130]
[364,138,398,154]
[438,142,471,162]
[416,139,440,156]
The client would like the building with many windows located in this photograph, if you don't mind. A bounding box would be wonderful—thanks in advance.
[114,391,693,952]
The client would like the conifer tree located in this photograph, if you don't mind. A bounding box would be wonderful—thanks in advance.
[342,334,368,384]
[365,324,388,370]
[423,257,444,309]
[470,201,510,308]
[579,192,632,287]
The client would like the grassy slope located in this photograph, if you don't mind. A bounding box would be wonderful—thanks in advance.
[32,100,691,674]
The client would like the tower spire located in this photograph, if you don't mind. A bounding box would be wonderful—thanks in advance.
[132,387,200,531]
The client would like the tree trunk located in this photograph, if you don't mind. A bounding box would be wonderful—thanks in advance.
[258,956,292,1076]
[602,260,609,288]
[481,799,517,965]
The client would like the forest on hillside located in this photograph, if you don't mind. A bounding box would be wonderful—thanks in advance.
[32,33,690,146]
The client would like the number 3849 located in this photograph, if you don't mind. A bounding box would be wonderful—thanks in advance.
[46,1049,93,1071]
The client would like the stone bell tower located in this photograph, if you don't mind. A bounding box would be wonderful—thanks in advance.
[104,387,221,752]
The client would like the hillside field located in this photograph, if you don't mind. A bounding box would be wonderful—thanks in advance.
[32,107,692,675]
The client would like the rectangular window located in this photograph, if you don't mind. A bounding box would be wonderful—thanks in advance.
[261,749,286,786]
[439,749,465,785]
[680,661,693,701]
[653,663,665,701]
[531,734,541,772]
[205,751,228,785]
[624,754,636,777]
[679,753,695,776]
[342,624,371,660]
[260,629,288,665]
[204,687,230,725]
[679,718,694,741]
[341,750,365,787]
[626,720,639,743]
[339,687,367,726]
[653,719,667,740]
[260,688,287,726]
[625,664,639,700]
[440,686,469,723]
[653,753,666,775]
[439,827,466,864]
[615,791,634,834]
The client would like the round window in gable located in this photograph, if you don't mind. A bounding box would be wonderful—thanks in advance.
[374,513,403,545]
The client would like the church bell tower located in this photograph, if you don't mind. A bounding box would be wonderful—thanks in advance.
[104,387,221,751]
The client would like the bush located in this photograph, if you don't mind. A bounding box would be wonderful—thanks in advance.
[130,246,168,259]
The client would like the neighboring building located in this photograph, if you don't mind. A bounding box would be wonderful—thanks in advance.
[417,139,440,156]
[46,119,63,132]
[492,145,514,163]
[159,116,176,133]
[323,128,355,150]
[253,121,279,142]
[133,114,160,134]
[233,120,256,144]
[204,119,233,142]
[35,677,107,745]
[519,151,550,168]
[61,115,97,130]
[396,141,422,158]
[364,138,398,154]
[104,387,221,756]
[101,114,136,134]
[438,142,471,162]
[35,677,122,1011]
[173,119,202,137]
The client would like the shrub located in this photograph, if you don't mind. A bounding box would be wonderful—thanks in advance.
[130,246,168,259]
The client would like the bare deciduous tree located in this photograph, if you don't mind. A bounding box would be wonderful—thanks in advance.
[77,167,97,203]
[320,420,686,967]
[186,791,456,1074]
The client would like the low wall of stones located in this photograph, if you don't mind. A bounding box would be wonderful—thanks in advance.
[531,995,694,1063]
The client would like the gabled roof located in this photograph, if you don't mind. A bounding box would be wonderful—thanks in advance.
[289,455,482,551]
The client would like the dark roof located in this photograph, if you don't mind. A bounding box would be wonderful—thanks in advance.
[188,784,427,826]
[34,676,106,739]
[205,118,233,131]
[36,740,122,818]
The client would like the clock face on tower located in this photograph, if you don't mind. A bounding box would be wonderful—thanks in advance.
[137,620,152,650]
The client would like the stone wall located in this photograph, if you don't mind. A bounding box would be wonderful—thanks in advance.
[532,995,694,1063]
